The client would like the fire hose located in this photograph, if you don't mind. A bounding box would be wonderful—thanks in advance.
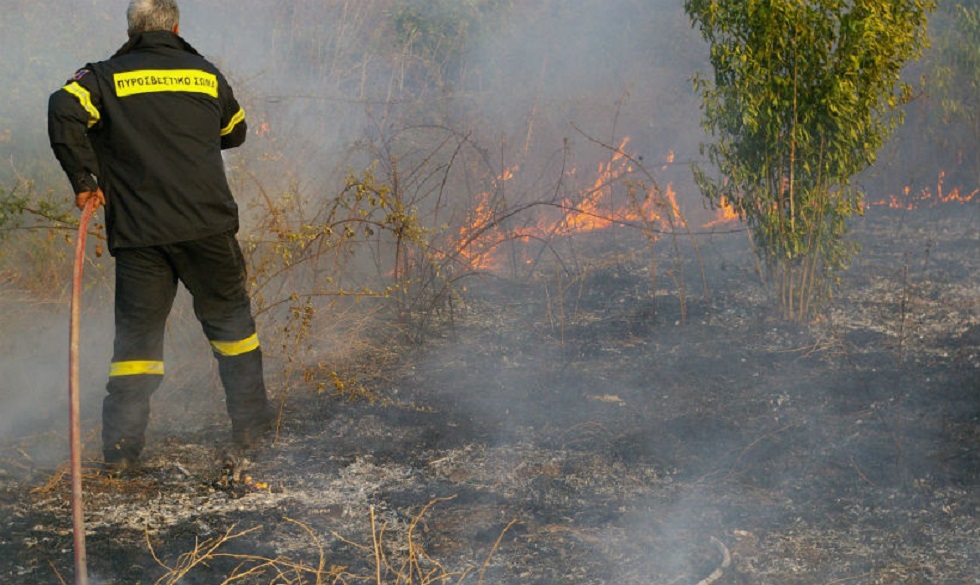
[69,197,96,585]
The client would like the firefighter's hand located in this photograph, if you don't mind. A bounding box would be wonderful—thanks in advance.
[76,188,105,210]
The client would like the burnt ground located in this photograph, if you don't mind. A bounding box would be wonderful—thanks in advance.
[1,205,978,585]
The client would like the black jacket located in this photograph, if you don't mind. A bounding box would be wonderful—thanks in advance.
[48,31,247,252]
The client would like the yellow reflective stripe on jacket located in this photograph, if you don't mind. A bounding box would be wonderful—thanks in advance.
[113,69,218,98]
[220,107,245,136]
[109,360,165,377]
[63,82,101,128]
[210,333,259,357]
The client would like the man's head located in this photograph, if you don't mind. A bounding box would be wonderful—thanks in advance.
[127,0,180,36]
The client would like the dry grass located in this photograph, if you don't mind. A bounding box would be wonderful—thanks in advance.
[146,498,517,585]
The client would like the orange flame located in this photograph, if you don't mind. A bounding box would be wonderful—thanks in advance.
[449,144,684,272]
[867,171,979,211]
[556,137,632,234]
[455,165,520,271]
[664,185,685,227]
[704,196,741,227]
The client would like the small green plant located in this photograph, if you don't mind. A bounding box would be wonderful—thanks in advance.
[685,0,936,321]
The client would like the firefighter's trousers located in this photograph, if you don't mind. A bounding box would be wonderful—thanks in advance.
[102,231,270,463]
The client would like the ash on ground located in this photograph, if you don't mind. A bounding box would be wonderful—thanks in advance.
[1,208,977,584]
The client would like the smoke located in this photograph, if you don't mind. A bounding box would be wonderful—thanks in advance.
[176,0,710,208]
[1,3,976,582]
[0,0,711,229]
[0,298,110,464]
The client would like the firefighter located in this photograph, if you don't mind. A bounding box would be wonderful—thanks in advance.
[47,0,273,473]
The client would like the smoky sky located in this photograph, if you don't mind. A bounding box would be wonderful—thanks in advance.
[179,0,709,189]
[0,0,716,467]
[0,1,710,208]
[0,1,969,453]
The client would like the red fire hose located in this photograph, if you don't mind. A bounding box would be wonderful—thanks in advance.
[69,197,96,585]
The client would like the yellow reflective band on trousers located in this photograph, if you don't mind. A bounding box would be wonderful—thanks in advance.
[63,82,101,128]
[113,69,218,98]
[210,333,260,357]
[109,360,165,377]
[220,107,245,136]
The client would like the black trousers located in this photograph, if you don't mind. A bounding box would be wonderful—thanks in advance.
[102,231,270,463]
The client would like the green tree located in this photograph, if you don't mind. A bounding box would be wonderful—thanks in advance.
[684,0,935,320]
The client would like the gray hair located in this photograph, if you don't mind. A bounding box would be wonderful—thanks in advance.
[127,0,180,35]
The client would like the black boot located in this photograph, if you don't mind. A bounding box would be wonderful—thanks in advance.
[102,437,143,477]
[232,406,275,450]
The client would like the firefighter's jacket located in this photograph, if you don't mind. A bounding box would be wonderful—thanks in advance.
[48,31,247,253]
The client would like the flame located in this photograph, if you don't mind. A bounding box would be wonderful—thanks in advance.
[454,165,520,271]
[448,160,975,273]
[704,196,740,227]
[664,185,685,227]
[555,137,633,234]
[551,139,685,234]
[698,169,975,225]
[447,144,695,272]
[245,475,270,490]
[867,171,979,211]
